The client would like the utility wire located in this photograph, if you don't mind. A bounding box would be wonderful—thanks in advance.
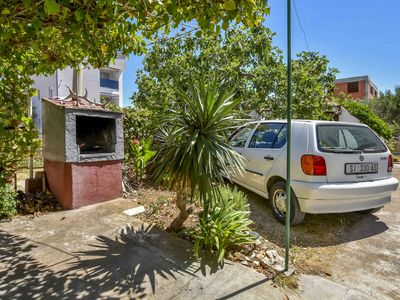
[147,27,198,47]
[292,0,310,51]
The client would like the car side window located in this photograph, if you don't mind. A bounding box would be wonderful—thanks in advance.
[272,124,287,148]
[229,125,255,148]
[249,123,285,148]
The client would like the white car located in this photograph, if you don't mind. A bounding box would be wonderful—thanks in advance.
[228,120,399,224]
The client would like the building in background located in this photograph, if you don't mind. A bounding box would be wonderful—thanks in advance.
[334,75,379,101]
[31,55,126,133]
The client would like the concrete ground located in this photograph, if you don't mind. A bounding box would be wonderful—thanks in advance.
[1,168,399,299]
[329,166,400,299]
[0,198,286,299]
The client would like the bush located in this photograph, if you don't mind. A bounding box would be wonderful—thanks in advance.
[192,186,254,263]
[104,104,157,185]
[0,116,41,186]
[127,137,156,180]
[340,100,393,140]
[216,184,248,211]
[0,184,18,219]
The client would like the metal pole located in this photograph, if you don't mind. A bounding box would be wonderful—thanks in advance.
[285,0,292,272]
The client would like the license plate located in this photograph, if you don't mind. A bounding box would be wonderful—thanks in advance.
[345,163,378,174]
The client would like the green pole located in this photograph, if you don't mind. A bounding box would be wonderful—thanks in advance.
[285,0,292,272]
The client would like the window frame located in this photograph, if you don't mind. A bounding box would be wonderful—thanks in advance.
[347,81,359,93]
[248,122,287,149]
[316,124,387,153]
[228,124,256,148]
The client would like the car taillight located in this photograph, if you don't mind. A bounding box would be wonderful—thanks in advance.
[388,154,393,172]
[301,155,327,176]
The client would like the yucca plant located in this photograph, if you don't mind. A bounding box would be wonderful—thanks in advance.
[193,193,254,263]
[154,74,244,232]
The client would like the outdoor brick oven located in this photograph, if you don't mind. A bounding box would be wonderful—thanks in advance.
[42,94,124,209]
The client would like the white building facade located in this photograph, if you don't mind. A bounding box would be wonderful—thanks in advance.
[31,56,126,133]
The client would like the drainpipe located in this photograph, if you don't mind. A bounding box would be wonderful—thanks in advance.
[72,67,83,97]
[28,91,38,179]
[55,70,59,97]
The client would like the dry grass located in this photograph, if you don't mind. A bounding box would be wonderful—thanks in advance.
[242,184,363,275]
[273,273,299,290]
[134,182,364,279]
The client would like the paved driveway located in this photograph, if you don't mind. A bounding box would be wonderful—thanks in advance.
[329,166,400,299]
[1,169,399,299]
[0,198,286,299]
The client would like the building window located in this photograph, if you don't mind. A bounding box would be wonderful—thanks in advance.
[347,82,359,93]
[100,71,110,79]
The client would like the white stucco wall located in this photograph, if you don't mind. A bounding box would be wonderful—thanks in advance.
[82,68,100,102]
[104,57,125,106]
[31,73,58,133]
[338,107,360,123]
[118,72,123,107]
[109,58,126,72]
[30,57,126,132]
[57,67,74,97]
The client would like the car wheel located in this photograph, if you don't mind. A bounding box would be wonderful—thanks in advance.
[269,181,305,225]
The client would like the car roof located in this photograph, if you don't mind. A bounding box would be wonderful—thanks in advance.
[248,119,369,127]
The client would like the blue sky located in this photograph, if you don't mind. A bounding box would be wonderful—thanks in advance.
[123,0,400,107]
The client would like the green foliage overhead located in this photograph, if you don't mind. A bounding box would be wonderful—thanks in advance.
[0,0,268,189]
[290,52,337,120]
[132,25,338,120]
[0,1,269,75]
[153,75,244,230]
[340,99,393,140]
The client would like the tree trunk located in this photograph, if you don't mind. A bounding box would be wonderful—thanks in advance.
[167,190,193,232]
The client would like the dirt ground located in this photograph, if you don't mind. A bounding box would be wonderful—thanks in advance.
[135,181,366,278]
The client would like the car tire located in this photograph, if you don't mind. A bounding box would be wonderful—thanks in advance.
[359,207,382,214]
[269,181,305,225]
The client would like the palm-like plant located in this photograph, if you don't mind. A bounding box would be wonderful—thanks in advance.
[154,75,245,232]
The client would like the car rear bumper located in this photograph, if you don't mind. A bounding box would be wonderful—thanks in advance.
[292,177,399,214]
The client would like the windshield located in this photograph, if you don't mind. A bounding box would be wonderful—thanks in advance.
[317,125,387,153]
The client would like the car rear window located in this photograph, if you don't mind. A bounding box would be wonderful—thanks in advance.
[317,125,387,153]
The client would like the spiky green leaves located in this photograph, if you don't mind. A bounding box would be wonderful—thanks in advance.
[154,75,245,205]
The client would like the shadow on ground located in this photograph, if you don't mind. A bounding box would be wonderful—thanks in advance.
[0,225,199,299]
[232,184,388,248]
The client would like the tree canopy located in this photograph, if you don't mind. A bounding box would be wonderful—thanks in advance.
[131,26,338,121]
[0,0,268,74]
[0,0,268,185]
[370,86,400,130]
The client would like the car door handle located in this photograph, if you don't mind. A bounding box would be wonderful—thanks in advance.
[264,156,274,160]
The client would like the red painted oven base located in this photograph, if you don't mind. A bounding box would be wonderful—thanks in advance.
[44,159,122,209]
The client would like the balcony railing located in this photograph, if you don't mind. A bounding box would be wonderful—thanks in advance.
[100,78,119,89]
